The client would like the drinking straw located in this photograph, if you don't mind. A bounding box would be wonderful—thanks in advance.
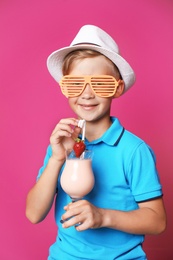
[77,119,86,159]
[81,120,86,141]
[78,119,86,140]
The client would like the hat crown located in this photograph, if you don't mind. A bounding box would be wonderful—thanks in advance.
[70,25,120,54]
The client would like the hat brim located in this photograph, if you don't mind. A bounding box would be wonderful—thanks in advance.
[47,44,135,93]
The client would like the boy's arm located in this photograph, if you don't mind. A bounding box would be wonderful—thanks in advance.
[62,197,166,235]
[26,157,62,224]
[26,118,80,224]
[101,197,166,234]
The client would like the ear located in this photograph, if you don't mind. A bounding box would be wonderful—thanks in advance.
[114,80,125,98]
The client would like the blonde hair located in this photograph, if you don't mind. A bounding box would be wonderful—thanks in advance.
[62,49,122,79]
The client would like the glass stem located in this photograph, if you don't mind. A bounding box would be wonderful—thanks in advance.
[71,197,83,203]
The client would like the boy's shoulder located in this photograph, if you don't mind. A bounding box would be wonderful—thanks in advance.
[111,117,146,146]
[124,129,144,143]
[122,128,156,161]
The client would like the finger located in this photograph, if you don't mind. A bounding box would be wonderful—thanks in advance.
[62,216,78,228]
[50,125,76,145]
[51,124,73,137]
[75,217,94,231]
[52,118,78,135]
[62,214,84,229]
[61,207,77,222]
[63,200,81,211]
[61,202,84,225]
[51,128,73,140]
[72,127,81,140]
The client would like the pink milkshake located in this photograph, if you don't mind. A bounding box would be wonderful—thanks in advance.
[60,150,94,199]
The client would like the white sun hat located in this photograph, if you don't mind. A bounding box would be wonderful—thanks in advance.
[47,24,135,93]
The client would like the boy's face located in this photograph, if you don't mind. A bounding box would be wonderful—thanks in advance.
[67,55,124,123]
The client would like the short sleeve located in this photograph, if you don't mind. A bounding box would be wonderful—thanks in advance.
[36,145,52,181]
[127,142,162,202]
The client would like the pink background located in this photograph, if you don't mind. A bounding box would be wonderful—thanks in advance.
[1,0,173,259]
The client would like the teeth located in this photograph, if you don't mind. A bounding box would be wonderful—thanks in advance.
[78,119,85,128]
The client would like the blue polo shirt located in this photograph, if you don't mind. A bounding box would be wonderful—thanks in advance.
[38,117,162,260]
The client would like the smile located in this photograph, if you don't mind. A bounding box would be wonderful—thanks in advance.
[80,104,97,110]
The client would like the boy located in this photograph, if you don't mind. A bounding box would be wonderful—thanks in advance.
[26,25,166,259]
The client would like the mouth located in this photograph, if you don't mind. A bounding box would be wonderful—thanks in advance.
[79,104,98,110]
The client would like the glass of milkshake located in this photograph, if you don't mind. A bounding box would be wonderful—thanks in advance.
[60,150,94,202]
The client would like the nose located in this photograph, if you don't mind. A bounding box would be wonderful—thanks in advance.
[81,83,95,99]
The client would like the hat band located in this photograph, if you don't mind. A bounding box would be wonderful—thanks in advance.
[71,42,101,47]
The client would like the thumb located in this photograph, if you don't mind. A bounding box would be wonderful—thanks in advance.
[72,126,81,140]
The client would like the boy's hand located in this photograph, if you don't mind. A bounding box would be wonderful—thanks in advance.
[61,200,104,231]
[50,118,81,162]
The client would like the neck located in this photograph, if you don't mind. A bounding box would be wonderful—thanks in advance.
[85,117,112,142]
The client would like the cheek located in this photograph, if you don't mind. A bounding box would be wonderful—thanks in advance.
[68,98,77,109]
[99,98,112,108]
[68,98,73,108]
